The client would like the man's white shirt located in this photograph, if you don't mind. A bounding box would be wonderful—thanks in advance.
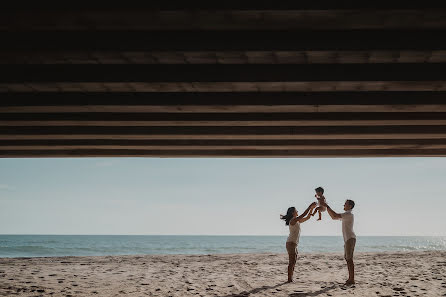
[338,210,356,242]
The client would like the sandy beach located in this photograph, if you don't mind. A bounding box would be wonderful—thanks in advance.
[0,251,445,297]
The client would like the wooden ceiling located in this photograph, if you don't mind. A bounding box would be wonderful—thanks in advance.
[2,1,446,157]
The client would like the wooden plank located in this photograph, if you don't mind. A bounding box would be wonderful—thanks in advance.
[2,64,446,83]
[3,135,446,140]
[2,138,446,149]
[2,11,446,31]
[1,92,446,113]
[2,126,446,140]
[5,139,446,154]
[2,31,446,51]
[3,1,446,10]
[2,112,446,126]
[2,50,444,65]
[3,81,446,92]
[2,143,446,150]
[2,92,445,106]
[2,149,446,158]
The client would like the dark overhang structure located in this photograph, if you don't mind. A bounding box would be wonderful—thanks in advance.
[2,1,446,157]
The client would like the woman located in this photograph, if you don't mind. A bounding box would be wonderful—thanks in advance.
[280,202,316,283]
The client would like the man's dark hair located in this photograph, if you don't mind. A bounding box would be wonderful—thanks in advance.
[315,187,324,194]
[346,199,355,209]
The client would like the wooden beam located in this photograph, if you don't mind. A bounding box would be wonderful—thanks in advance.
[2,31,446,51]
[3,1,446,10]
[2,126,446,140]
[1,92,446,113]
[2,149,446,158]
[1,50,445,65]
[2,64,446,83]
[4,81,446,92]
[2,11,446,31]
[2,139,446,150]
[2,143,446,150]
[2,112,446,126]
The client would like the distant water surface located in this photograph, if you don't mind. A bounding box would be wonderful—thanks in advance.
[0,235,445,258]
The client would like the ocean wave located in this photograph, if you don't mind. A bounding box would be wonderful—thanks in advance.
[0,245,56,252]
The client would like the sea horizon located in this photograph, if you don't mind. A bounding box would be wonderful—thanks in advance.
[1,235,445,258]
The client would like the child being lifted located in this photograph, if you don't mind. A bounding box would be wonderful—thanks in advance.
[311,187,326,221]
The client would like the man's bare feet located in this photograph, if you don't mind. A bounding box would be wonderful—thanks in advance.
[344,280,355,286]
[317,218,321,221]
[287,279,294,283]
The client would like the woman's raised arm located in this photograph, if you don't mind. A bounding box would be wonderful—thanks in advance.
[290,202,316,225]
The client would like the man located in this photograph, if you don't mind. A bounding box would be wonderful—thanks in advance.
[320,199,356,285]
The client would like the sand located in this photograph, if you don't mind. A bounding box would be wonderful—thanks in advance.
[1,251,445,297]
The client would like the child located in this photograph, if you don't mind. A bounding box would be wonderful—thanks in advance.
[311,186,327,221]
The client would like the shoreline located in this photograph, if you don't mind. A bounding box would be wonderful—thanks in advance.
[1,251,445,296]
[1,250,445,259]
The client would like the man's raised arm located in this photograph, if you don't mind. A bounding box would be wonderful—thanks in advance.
[320,199,342,220]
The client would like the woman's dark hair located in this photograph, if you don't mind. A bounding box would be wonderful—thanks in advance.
[280,207,296,226]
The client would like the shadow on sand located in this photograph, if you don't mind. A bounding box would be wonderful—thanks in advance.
[221,281,287,297]
[288,284,339,296]
[221,282,340,297]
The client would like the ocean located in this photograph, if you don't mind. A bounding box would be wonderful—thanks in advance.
[0,235,445,258]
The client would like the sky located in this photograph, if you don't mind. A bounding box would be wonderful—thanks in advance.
[0,157,445,236]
